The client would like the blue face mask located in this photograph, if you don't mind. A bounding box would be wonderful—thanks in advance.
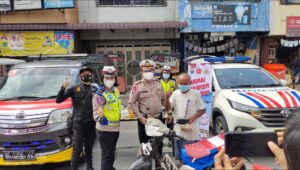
[179,84,190,93]
[162,73,170,79]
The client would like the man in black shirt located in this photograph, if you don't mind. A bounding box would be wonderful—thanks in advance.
[56,66,96,170]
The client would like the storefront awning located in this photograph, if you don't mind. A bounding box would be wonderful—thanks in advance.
[0,21,188,31]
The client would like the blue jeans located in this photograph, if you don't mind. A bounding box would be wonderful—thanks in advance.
[174,138,197,160]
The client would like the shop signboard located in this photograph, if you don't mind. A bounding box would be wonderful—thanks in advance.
[13,0,42,10]
[44,0,75,9]
[212,4,251,25]
[0,0,12,11]
[188,63,213,140]
[0,31,74,56]
[150,53,180,80]
[286,16,300,37]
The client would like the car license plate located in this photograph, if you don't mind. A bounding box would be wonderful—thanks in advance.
[3,150,36,161]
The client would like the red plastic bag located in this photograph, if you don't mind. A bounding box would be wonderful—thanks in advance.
[253,164,273,170]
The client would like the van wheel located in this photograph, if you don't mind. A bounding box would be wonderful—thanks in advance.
[214,116,229,134]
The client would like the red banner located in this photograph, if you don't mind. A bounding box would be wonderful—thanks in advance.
[286,16,300,37]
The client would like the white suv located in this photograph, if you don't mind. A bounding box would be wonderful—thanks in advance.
[209,63,300,134]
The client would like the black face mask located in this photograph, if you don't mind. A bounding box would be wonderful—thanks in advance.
[81,75,92,83]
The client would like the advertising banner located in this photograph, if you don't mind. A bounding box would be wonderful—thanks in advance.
[0,0,12,11]
[44,0,74,9]
[0,31,74,56]
[212,4,251,25]
[150,53,180,80]
[188,63,213,140]
[13,0,42,10]
[179,1,269,32]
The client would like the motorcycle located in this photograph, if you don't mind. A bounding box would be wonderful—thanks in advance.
[128,118,188,170]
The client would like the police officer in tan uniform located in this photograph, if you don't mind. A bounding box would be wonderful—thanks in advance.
[128,60,165,167]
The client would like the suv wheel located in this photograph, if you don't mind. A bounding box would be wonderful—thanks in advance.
[214,116,229,134]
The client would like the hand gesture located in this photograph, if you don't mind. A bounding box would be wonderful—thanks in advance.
[63,78,70,88]
[166,114,173,124]
[214,147,244,170]
[268,141,287,169]
[166,91,172,99]
[139,116,147,124]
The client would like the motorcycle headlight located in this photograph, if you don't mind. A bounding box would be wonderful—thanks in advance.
[228,100,258,113]
[47,109,72,125]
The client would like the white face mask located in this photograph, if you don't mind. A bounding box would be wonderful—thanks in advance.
[143,72,154,80]
[104,79,115,88]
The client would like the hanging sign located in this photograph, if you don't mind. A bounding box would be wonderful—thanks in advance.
[280,38,300,47]
[44,0,75,9]
[0,0,11,11]
[13,0,42,10]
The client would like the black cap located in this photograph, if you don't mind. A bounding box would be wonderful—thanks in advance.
[79,66,92,74]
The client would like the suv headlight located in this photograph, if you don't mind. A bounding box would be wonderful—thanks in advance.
[228,100,258,113]
[47,108,73,125]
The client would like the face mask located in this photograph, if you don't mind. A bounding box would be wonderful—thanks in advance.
[104,79,115,88]
[162,73,170,80]
[179,84,190,93]
[143,72,154,80]
[81,75,92,83]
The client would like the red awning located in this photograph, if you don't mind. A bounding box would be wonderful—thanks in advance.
[0,21,188,31]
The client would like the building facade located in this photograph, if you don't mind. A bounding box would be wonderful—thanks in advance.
[78,0,187,88]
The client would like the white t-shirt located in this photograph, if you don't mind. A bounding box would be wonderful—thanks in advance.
[169,89,205,140]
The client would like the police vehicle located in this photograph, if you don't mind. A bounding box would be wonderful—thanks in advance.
[188,56,300,134]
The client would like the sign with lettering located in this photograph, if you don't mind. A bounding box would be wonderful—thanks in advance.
[286,16,300,37]
[188,63,213,139]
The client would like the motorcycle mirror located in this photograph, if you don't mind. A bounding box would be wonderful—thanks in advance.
[176,119,189,125]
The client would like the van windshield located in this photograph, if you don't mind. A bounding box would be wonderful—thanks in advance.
[0,67,79,100]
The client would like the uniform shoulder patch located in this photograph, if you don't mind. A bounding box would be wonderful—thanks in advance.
[131,84,137,93]
[96,95,106,105]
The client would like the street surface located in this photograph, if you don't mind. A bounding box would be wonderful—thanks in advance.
[0,121,280,170]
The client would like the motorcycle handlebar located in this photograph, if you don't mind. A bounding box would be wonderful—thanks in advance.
[164,130,185,140]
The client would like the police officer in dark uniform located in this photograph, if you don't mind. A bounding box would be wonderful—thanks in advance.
[56,66,96,170]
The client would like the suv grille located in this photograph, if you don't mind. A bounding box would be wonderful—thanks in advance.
[0,139,59,155]
[0,111,48,129]
[260,109,293,127]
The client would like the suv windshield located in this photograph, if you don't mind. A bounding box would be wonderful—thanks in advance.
[215,68,282,89]
[0,67,79,100]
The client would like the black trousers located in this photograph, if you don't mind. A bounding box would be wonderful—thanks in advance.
[97,130,120,170]
[71,120,96,170]
[137,114,163,158]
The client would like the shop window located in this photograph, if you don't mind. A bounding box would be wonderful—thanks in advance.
[280,0,300,4]
[98,0,130,5]
[98,0,165,6]
[192,0,259,2]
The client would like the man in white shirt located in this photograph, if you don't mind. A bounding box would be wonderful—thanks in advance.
[166,73,206,160]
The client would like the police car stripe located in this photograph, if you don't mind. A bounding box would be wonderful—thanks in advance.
[238,93,265,108]
[284,91,297,108]
[246,92,274,108]
[290,91,300,103]
[277,91,291,108]
[255,93,282,108]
